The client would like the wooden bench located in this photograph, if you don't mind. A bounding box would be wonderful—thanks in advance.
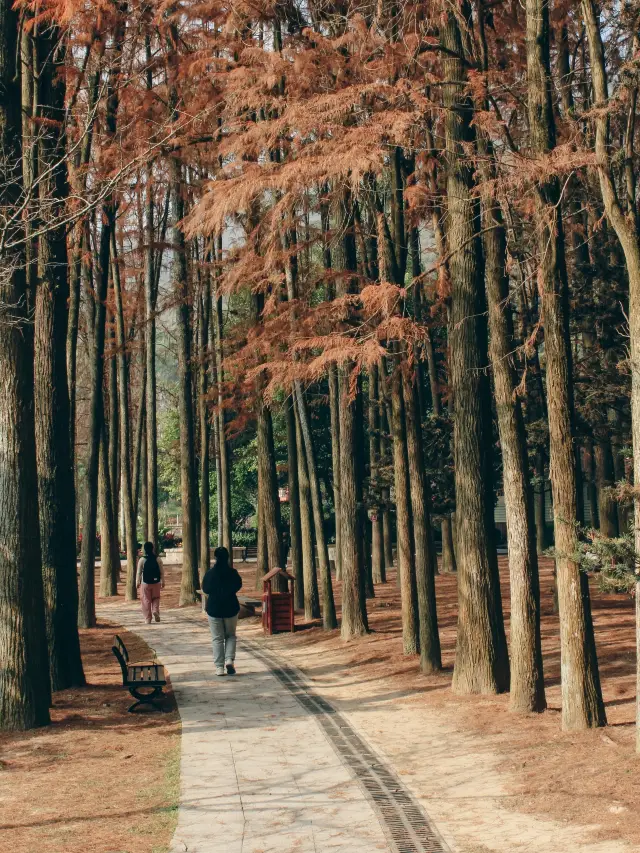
[112,635,167,713]
[244,546,258,561]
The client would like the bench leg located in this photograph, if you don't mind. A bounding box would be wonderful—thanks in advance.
[128,685,165,713]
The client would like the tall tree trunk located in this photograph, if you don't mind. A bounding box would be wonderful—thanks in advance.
[390,365,419,655]
[111,239,137,601]
[99,420,119,596]
[328,365,343,581]
[79,219,111,627]
[145,171,159,549]
[369,365,385,584]
[594,437,618,537]
[529,0,606,729]
[198,280,211,580]
[108,323,119,556]
[257,400,284,578]
[295,385,337,628]
[286,399,304,610]
[481,150,546,713]
[34,26,85,691]
[339,368,369,639]
[534,451,548,552]
[0,0,51,728]
[213,294,233,556]
[296,405,320,619]
[403,374,442,673]
[442,9,510,695]
[171,159,199,605]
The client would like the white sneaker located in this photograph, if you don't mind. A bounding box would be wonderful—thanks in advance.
[216,667,227,677]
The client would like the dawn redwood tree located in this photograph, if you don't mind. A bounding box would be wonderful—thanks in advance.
[526,0,605,729]
[33,20,85,690]
[171,158,199,605]
[285,398,304,609]
[442,8,510,695]
[0,0,50,730]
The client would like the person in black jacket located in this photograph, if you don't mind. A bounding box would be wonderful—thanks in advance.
[201,547,243,676]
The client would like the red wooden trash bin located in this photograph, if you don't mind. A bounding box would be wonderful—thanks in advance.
[262,567,295,635]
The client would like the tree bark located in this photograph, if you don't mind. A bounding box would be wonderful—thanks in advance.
[99,419,119,596]
[528,0,605,729]
[257,399,284,580]
[403,374,442,672]
[34,26,85,691]
[340,368,369,639]
[328,364,343,581]
[198,278,211,580]
[481,155,546,712]
[286,399,304,610]
[0,0,51,728]
[295,384,337,628]
[369,365,385,584]
[170,159,199,605]
[145,170,159,550]
[442,9,510,695]
[296,404,320,619]
[390,365,419,655]
[212,282,233,557]
[111,238,137,601]
[594,437,618,537]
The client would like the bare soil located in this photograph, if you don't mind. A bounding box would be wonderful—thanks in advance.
[0,622,180,853]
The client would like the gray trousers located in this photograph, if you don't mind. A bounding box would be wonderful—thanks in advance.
[207,615,238,668]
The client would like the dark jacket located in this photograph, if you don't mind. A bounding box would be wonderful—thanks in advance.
[202,563,243,618]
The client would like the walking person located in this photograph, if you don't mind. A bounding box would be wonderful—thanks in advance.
[202,546,243,676]
[137,541,165,624]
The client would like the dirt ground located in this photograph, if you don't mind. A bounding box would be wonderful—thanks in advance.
[0,622,180,853]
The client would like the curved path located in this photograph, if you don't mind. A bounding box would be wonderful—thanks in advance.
[98,604,450,853]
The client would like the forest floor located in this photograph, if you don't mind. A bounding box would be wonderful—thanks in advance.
[0,621,180,853]
[234,555,640,852]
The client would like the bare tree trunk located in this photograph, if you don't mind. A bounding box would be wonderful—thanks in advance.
[329,365,343,581]
[99,421,119,596]
[403,374,441,672]
[390,365,419,654]
[480,141,546,712]
[340,368,369,639]
[111,239,137,601]
[594,437,618,537]
[79,219,111,628]
[442,9,510,695]
[108,325,119,557]
[527,0,606,730]
[0,0,51,728]
[255,477,267,590]
[534,451,547,552]
[286,400,304,610]
[369,365,385,583]
[198,279,211,580]
[213,289,233,556]
[296,404,320,619]
[295,384,337,629]
[257,400,284,580]
[33,26,85,691]
[170,159,199,605]
[145,171,159,550]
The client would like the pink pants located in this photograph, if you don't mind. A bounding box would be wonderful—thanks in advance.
[141,582,161,622]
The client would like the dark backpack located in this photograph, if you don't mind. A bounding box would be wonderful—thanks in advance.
[142,554,161,584]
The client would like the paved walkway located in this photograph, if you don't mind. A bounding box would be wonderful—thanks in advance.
[99,604,432,853]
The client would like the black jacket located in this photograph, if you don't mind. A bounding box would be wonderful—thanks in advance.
[201,564,243,618]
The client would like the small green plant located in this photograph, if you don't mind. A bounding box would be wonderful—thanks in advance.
[577,528,639,594]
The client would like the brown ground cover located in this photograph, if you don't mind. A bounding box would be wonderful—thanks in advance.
[0,622,180,853]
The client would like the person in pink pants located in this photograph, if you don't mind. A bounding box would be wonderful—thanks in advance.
[136,542,165,624]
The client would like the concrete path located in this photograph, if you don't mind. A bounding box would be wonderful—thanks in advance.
[98,605,403,853]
